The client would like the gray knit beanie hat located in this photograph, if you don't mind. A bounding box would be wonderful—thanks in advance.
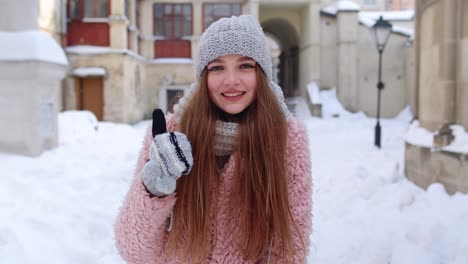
[195,15,272,82]
[173,15,291,121]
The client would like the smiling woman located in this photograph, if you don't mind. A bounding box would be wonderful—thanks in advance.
[206,55,258,115]
[115,15,313,264]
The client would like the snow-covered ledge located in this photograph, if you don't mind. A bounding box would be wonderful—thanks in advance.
[72,67,107,77]
[0,31,68,156]
[404,120,468,194]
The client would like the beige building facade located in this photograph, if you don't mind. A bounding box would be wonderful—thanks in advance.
[0,0,415,156]
[405,0,468,194]
[55,0,413,124]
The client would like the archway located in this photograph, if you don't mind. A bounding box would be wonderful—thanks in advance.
[262,18,299,97]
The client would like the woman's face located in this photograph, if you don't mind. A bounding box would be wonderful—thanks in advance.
[206,54,257,115]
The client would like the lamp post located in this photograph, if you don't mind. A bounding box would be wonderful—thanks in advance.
[370,16,392,148]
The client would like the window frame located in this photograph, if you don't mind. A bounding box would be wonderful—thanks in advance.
[363,0,377,6]
[202,3,242,30]
[153,3,193,39]
[68,0,110,20]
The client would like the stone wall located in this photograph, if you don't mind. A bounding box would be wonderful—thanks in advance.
[405,0,468,194]
[405,143,468,194]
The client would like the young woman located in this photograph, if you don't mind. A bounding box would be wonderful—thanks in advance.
[115,15,312,263]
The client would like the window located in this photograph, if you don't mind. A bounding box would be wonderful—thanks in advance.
[69,0,80,19]
[84,0,108,18]
[68,0,109,19]
[67,0,110,46]
[203,3,242,30]
[363,0,377,5]
[125,0,130,20]
[136,0,141,29]
[153,3,192,38]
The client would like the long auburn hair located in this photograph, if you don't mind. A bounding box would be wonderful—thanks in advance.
[166,64,304,262]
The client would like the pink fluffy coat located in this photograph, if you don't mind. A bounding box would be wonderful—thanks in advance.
[114,115,312,263]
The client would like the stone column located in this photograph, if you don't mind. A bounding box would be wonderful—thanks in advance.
[109,0,128,49]
[0,1,68,157]
[245,0,259,19]
[336,4,359,112]
[191,0,203,66]
[439,0,457,125]
[0,0,38,31]
[140,0,154,58]
[299,1,321,96]
[456,0,468,128]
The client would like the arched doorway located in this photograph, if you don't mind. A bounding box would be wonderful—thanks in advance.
[261,18,299,97]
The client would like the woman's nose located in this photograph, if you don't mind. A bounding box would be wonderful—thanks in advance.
[223,69,240,86]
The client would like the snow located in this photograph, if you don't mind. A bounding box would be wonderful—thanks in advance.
[151,58,193,64]
[360,10,415,21]
[321,5,337,15]
[320,5,414,37]
[66,45,193,64]
[336,0,360,12]
[72,67,107,77]
[66,45,124,55]
[306,82,322,104]
[359,11,415,37]
[1,90,468,264]
[405,120,434,148]
[0,31,68,65]
[321,1,360,15]
[406,120,468,154]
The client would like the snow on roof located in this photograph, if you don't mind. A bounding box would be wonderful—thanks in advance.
[360,10,414,21]
[66,45,123,55]
[358,14,414,37]
[66,45,193,64]
[149,58,193,64]
[321,1,360,15]
[321,5,338,16]
[391,26,414,37]
[72,67,107,77]
[0,31,68,65]
[336,0,360,12]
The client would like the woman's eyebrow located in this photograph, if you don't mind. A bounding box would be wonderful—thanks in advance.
[237,57,255,62]
[208,59,223,64]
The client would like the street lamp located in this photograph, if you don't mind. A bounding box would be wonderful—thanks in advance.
[370,16,392,148]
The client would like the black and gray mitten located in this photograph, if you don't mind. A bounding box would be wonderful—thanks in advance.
[141,109,193,197]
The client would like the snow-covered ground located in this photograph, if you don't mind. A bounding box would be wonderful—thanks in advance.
[1,90,467,264]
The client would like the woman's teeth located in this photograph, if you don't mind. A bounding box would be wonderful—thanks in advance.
[223,92,243,97]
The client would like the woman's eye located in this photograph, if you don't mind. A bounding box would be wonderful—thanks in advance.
[208,66,223,71]
[240,64,255,69]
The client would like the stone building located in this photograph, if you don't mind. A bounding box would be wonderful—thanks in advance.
[0,0,68,156]
[50,0,414,124]
[0,0,415,156]
[326,0,415,11]
[405,0,468,194]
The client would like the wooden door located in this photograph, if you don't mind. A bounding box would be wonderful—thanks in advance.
[76,78,104,120]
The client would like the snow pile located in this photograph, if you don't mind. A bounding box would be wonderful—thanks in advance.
[0,93,467,263]
[0,31,68,65]
[405,120,434,148]
[406,120,468,154]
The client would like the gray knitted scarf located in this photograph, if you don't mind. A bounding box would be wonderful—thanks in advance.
[214,120,238,156]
